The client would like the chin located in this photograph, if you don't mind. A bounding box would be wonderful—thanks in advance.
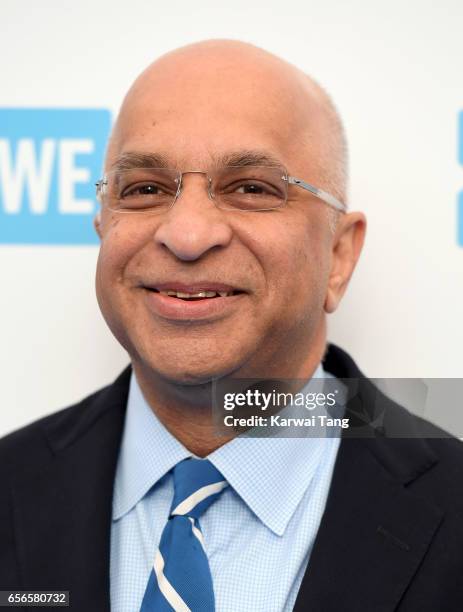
[156,361,235,386]
[130,325,260,384]
[140,349,244,386]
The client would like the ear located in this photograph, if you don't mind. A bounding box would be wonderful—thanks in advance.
[93,210,102,239]
[324,211,366,313]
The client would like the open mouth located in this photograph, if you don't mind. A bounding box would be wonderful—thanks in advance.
[147,288,242,301]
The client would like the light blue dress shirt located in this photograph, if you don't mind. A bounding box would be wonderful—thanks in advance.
[110,365,342,612]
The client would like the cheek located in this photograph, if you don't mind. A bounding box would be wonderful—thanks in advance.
[265,214,326,280]
[95,223,148,324]
[97,217,153,282]
[254,214,331,315]
[279,246,323,309]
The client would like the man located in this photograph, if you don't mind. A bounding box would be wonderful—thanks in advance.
[1,40,462,612]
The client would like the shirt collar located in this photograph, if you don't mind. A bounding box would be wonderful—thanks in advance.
[113,364,336,536]
[112,374,191,521]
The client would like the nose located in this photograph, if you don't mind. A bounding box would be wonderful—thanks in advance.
[153,173,233,261]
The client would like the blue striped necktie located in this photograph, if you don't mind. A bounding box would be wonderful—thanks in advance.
[140,457,228,612]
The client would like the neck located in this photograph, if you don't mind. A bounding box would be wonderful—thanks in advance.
[132,323,328,457]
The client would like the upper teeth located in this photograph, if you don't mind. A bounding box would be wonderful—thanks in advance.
[159,290,234,298]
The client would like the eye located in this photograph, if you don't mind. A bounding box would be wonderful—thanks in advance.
[122,183,168,198]
[225,180,280,197]
[235,182,266,195]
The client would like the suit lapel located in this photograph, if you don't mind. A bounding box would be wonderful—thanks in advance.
[11,366,131,611]
[293,345,444,611]
[292,437,443,611]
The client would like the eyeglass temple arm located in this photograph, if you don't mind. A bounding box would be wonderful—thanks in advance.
[287,176,346,212]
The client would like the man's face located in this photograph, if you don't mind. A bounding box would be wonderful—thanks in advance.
[95,49,338,383]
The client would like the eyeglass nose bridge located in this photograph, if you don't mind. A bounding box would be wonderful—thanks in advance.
[174,170,215,205]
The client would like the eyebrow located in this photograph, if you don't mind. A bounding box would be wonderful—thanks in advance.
[216,150,284,168]
[109,149,285,172]
[110,152,171,171]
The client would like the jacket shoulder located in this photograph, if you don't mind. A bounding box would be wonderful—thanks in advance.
[0,365,131,475]
[0,387,105,473]
[326,344,463,507]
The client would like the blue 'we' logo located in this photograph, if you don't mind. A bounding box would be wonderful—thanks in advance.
[458,111,463,246]
[0,108,110,244]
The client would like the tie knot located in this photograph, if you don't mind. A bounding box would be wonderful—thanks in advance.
[170,458,228,520]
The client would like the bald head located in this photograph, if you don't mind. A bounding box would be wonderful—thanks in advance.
[106,39,348,203]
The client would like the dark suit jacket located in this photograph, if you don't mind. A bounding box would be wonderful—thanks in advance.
[1,344,463,611]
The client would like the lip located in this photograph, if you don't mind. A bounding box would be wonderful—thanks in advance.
[146,282,241,293]
[144,288,245,321]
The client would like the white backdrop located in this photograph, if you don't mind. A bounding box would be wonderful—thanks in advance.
[1,0,462,437]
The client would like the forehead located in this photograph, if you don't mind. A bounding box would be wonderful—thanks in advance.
[108,55,326,172]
